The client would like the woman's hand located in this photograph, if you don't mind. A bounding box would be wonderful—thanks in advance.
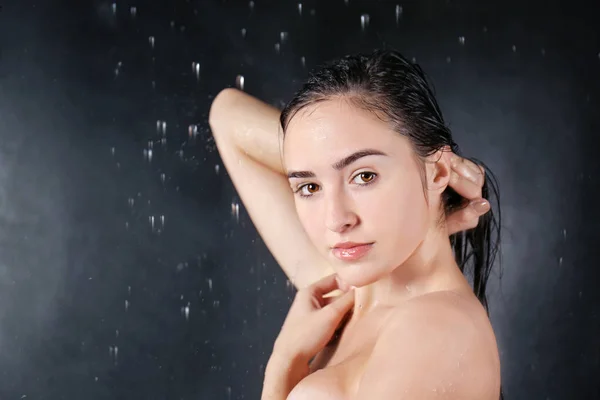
[446,153,490,235]
[273,273,355,364]
[262,274,355,400]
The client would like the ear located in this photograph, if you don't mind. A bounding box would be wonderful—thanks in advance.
[425,146,453,194]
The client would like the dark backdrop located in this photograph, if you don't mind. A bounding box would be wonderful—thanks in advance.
[0,0,598,399]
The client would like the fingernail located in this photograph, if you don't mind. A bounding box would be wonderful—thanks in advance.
[471,199,490,213]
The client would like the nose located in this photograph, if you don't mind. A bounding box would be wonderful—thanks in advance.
[324,191,358,233]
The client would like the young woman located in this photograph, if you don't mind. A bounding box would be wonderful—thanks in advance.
[209,50,502,400]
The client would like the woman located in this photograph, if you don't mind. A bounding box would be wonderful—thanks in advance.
[209,50,502,399]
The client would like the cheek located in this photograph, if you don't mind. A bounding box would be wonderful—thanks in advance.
[366,175,429,247]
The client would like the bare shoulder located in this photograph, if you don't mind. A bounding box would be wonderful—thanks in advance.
[356,291,501,400]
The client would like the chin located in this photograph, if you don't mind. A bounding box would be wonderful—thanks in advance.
[332,258,391,288]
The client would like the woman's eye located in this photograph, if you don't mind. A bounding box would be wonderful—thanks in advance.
[353,172,377,184]
[299,183,320,196]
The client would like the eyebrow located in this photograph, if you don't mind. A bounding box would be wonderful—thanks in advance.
[287,149,388,179]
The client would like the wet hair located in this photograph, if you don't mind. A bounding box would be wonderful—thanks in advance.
[280,49,503,398]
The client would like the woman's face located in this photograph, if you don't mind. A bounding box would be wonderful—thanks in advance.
[283,98,440,288]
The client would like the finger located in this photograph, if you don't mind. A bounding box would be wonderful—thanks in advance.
[308,274,345,298]
[449,170,482,200]
[322,289,355,320]
[446,199,490,234]
[450,154,485,187]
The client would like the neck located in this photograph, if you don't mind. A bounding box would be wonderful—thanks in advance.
[351,228,470,318]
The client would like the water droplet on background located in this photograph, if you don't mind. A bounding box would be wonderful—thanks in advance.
[130,6,137,17]
[458,36,466,45]
[360,14,370,30]
[149,36,155,49]
[298,3,303,15]
[395,5,403,23]
[241,28,247,38]
[236,75,245,91]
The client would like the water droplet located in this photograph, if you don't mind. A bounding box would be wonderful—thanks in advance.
[160,215,165,229]
[280,32,288,42]
[189,124,198,137]
[125,300,129,311]
[149,36,155,49]
[559,257,563,266]
[241,28,247,38]
[512,44,517,52]
[130,6,137,17]
[300,56,306,67]
[231,202,240,221]
[395,5,403,23]
[411,56,417,63]
[249,1,254,10]
[160,173,166,183]
[458,36,466,45]
[208,278,213,291]
[562,228,567,240]
[192,62,200,80]
[128,197,134,207]
[143,148,153,162]
[184,304,190,320]
[128,286,131,294]
[236,75,245,91]
[111,3,117,14]
[344,0,349,5]
[95,377,99,382]
[215,164,220,174]
[297,3,303,15]
[115,329,119,337]
[111,147,116,155]
[274,43,281,53]
[360,14,370,30]
[170,20,175,28]
[446,56,452,63]
[149,215,155,230]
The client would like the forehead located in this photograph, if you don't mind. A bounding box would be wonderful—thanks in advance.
[283,98,406,165]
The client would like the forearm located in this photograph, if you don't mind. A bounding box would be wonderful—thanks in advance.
[208,88,285,174]
[262,353,310,400]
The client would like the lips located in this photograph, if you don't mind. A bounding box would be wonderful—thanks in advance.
[331,242,374,261]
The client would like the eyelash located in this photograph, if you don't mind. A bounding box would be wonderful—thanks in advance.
[294,172,378,198]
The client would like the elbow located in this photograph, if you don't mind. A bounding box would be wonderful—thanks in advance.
[209,88,241,128]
